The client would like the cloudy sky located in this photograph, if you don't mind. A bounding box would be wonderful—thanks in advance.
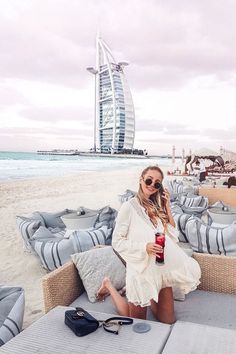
[1,0,236,155]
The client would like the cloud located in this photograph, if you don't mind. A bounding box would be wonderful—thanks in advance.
[0,83,28,107]
[20,106,92,123]
[204,126,236,140]
[136,119,200,135]
[0,126,92,137]
[1,0,236,90]
[1,0,236,153]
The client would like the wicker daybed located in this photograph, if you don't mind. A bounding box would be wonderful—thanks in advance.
[42,252,236,321]
[199,186,236,206]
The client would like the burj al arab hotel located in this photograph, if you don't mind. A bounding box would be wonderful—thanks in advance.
[87,35,135,154]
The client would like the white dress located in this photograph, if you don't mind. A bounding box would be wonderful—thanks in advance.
[112,197,201,307]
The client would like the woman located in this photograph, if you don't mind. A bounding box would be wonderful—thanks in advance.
[100,166,201,324]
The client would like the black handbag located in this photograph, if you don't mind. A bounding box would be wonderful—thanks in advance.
[65,307,99,337]
[65,307,133,337]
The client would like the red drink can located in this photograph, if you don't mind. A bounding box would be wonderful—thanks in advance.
[155,232,165,264]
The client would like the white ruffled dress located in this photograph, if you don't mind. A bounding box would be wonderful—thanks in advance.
[112,197,201,307]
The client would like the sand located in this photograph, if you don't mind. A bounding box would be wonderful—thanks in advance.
[1,166,170,328]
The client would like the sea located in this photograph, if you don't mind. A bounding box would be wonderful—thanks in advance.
[0,151,176,181]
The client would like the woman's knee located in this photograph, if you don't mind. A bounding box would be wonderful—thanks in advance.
[153,288,176,324]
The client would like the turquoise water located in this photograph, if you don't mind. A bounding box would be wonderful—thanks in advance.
[0,151,174,181]
[0,151,82,161]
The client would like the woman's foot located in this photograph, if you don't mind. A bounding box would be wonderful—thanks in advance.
[96,277,112,301]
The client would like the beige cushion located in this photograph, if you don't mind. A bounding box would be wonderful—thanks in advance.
[162,320,236,354]
[71,246,126,303]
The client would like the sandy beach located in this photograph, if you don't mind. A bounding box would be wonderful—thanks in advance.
[1,165,171,328]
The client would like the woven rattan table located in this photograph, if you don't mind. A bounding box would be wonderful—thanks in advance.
[0,306,171,354]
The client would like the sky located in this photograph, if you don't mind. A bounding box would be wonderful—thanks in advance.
[1,0,236,155]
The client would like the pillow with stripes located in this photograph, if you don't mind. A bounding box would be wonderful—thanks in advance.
[179,195,208,215]
[173,213,192,242]
[31,225,110,271]
[94,206,117,230]
[16,216,43,252]
[185,217,236,256]
[0,286,25,346]
[70,225,111,252]
[180,195,207,208]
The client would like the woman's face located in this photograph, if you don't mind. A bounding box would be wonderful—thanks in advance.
[140,169,163,198]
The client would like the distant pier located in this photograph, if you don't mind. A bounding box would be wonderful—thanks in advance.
[37,150,80,156]
[37,150,149,159]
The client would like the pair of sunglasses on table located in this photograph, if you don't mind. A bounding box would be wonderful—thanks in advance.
[143,178,164,191]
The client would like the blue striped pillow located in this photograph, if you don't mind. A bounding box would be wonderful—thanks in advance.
[31,225,110,271]
[185,217,236,255]
[0,286,24,346]
[16,216,43,252]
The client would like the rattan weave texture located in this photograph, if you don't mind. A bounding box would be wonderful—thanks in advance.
[42,253,236,313]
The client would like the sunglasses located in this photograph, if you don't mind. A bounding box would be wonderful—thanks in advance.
[144,178,163,190]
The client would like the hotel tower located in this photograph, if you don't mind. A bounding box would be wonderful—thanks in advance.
[87,35,135,154]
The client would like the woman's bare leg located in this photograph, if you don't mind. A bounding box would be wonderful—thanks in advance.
[150,287,175,324]
[96,277,129,316]
[128,302,147,320]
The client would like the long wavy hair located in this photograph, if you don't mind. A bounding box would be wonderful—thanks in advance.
[137,166,169,228]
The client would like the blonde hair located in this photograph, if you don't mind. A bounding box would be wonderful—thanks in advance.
[137,166,169,228]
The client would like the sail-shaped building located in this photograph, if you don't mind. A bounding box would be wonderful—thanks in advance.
[88,35,135,154]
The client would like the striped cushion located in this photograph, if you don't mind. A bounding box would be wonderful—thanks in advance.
[70,225,111,252]
[185,217,236,255]
[94,206,117,235]
[16,216,43,252]
[171,206,192,242]
[0,287,24,346]
[170,180,184,194]
[179,196,208,215]
[165,179,198,201]
[31,225,110,271]
[180,195,207,208]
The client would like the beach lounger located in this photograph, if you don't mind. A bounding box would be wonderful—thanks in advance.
[42,252,236,330]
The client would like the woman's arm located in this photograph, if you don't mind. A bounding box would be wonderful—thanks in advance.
[162,189,176,227]
[112,202,149,267]
[166,206,175,227]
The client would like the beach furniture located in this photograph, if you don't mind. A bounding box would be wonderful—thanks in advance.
[207,206,236,224]
[0,306,172,354]
[16,206,117,271]
[165,179,199,201]
[42,251,236,321]
[185,216,236,256]
[1,254,236,353]
[61,211,98,230]
[1,305,236,354]
[199,186,236,206]
[0,287,25,347]
[178,195,208,215]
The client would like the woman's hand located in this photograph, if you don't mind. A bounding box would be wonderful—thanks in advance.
[146,242,163,256]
